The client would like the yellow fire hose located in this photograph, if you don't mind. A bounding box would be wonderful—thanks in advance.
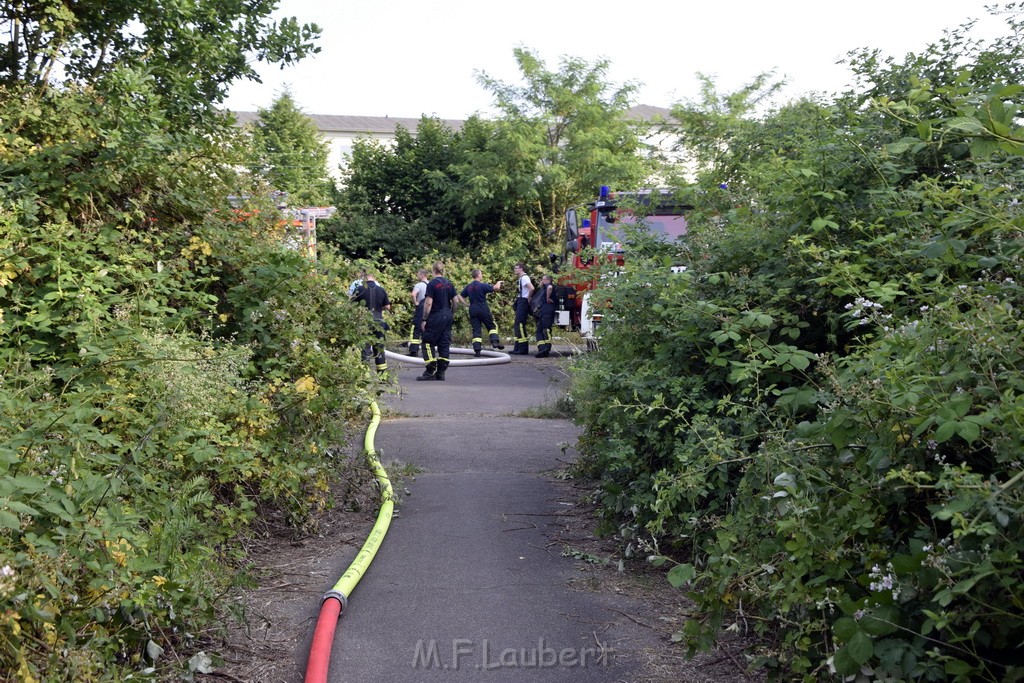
[304,400,393,682]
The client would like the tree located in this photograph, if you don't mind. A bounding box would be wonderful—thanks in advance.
[246,89,335,206]
[333,116,478,259]
[333,49,656,261]
[664,72,787,189]
[0,0,321,123]
[475,47,654,246]
[0,3,379,679]
[570,7,1024,680]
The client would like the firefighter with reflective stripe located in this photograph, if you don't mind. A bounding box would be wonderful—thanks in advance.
[351,272,391,375]
[534,274,556,358]
[460,269,504,357]
[406,269,428,356]
[417,261,462,382]
[511,262,534,355]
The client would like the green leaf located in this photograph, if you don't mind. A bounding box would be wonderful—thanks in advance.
[860,605,899,636]
[832,645,860,676]
[935,421,957,443]
[945,117,988,135]
[945,658,974,675]
[970,137,1002,158]
[833,616,858,641]
[847,630,873,664]
[0,508,21,530]
[667,563,696,588]
[921,240,948,259]
[957,420,980,444]
[788,353,811,371]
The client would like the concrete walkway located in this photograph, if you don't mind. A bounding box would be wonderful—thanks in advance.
[311,351,667,682]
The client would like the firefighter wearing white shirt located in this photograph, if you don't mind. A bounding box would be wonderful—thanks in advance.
[511,262,534,355]
[406,269,428,357]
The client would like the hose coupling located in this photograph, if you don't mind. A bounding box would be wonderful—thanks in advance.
[322,590,349,613]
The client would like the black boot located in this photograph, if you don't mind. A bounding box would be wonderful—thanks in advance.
[416,364,436,381]
[408,344,420,357]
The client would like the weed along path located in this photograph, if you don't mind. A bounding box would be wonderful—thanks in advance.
[308,353,699,682]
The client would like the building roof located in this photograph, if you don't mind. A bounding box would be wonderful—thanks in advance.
[624,104,674,121]
[230,111,465,134]
[230,104,672,135]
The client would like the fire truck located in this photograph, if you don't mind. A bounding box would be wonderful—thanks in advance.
[555,185,690,343]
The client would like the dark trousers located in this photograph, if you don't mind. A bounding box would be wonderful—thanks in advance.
[408,302,424,351]
[535,308,555,355]
[469,304,500,352]
[513,297,531,351]
[367,319,388,372]
[421,309,453,375]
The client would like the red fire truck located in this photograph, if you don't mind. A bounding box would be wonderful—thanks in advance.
[556,185,690,339]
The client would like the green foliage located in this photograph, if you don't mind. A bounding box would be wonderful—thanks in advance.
[0,46,373,682]
[477,47,654,241]
[331,47,657,264]
[0,0,321,123]
[333,116,508,259]
[570,9,1024,681]
[244,89,336,206]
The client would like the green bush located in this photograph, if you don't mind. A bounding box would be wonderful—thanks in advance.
[569,21,1024,681]
[1,80,373,679]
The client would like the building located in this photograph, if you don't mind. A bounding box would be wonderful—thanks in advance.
[231,105,680,182]
[231,111,465,181]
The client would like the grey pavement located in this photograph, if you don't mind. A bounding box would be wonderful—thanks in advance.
[306,349,664,682]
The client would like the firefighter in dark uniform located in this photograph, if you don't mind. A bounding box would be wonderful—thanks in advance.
[407,269,428,357]
[417,261,461,382]
[511,262,534,355]
[460,269,505,357]
[534,274,556,358]
[351,272,391,375]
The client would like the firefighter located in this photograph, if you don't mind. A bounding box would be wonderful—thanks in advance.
[460,269,505,356]
[534,274,556,358]
[351,271,391,375]
[511,262,534,355]
[406,269,428,356]
[417,261,461,382]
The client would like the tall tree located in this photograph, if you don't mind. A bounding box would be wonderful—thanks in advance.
[476,47,654,245]
[246,90,335,206]
[333,116,474,259]
[0,0,321,123]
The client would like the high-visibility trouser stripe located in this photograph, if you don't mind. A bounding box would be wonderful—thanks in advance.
[437,357,449,363]
[514,322,528,343]
[424,346,435,362]
[375,363,388,371]
[407,325,418,344]
[488,328,499,336]
[472,337,483,344]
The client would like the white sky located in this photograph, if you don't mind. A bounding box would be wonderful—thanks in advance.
[223,0,1012,119]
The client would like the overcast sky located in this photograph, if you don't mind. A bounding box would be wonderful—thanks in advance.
[223,1,1012,119]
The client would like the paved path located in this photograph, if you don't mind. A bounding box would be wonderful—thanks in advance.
[306,351,665,682]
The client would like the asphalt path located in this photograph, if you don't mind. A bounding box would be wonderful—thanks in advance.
[307,349,666,682]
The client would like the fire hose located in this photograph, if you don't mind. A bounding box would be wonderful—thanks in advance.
[304,400,392,683]
[384,347,510,366]
[305,344,510,680]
